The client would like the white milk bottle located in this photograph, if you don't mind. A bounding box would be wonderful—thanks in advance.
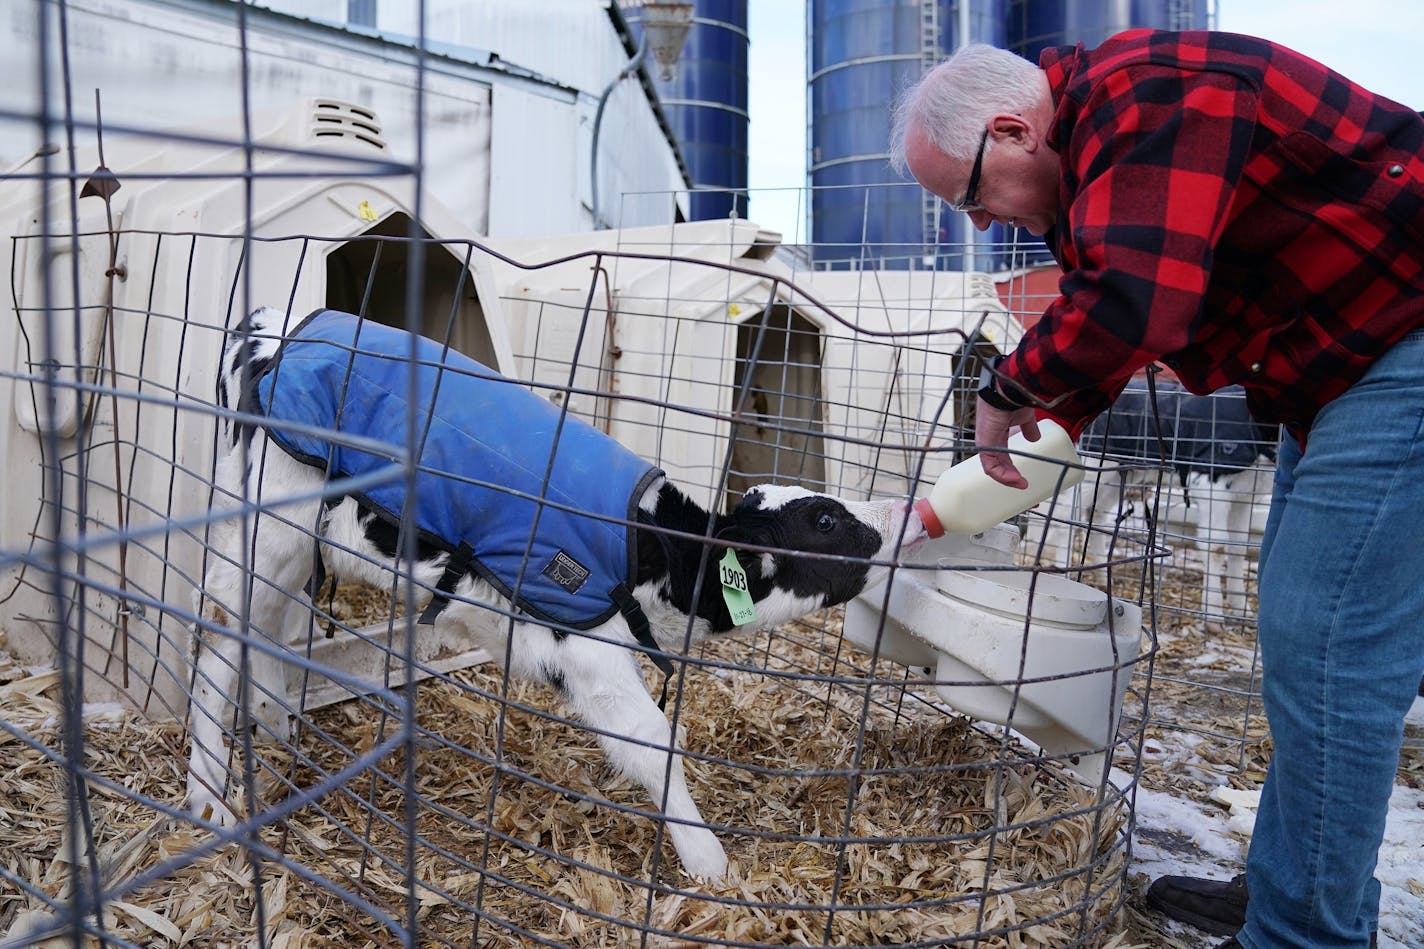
[912,419,1085,538]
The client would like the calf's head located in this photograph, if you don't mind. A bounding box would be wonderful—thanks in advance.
[719,485,924,625]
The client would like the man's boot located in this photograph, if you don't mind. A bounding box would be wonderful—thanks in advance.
[1145,873,1248,936]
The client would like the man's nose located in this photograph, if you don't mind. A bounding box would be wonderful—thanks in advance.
[967,209,994,232]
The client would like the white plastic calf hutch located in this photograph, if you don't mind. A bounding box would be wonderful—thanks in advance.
[0,99,514,719]
[480,222,1023,512]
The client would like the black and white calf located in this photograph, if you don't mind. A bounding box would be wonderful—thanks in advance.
[188,307,925,880]
[1060,378,1279,631]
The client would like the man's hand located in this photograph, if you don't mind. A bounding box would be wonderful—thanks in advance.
[975,398,1042,489]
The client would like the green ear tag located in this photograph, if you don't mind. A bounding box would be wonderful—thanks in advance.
[719,549,758,627]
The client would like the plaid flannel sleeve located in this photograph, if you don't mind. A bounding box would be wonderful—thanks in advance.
[1002,64,1259,435]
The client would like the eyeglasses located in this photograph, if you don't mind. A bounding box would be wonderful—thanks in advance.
[950,127,990,213]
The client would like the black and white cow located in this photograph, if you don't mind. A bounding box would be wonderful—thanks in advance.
[188,307,925,881]
[1060,378,1279,632]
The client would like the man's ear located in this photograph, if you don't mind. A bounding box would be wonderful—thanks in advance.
[990,112,1036,151]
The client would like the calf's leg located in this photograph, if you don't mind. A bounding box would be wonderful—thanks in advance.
[522,619,729,880]
[189,458,325,826]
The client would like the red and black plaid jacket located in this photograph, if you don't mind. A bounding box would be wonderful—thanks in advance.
[998,29,1424,441]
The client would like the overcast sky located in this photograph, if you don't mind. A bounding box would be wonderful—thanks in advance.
[745,0,1424,242]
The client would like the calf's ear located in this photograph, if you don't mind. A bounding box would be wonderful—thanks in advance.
[714,522,747,545]
[713,525,777,581]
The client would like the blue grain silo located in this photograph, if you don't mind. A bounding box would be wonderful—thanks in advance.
[809,0,1005,269]
[631,1,750,222]
[809,0,1209,270]
[1008,0,1210,64]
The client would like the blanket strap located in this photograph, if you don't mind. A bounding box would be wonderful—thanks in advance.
[302,524,339,638]
[610,582,675,710]
[303,550,328,601]
[418,541,476,626]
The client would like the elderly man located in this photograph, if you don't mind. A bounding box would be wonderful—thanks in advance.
[890,29,1424,949]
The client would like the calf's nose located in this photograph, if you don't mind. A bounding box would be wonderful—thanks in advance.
[890,499,928,549]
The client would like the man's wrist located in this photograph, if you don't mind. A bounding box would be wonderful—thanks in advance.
[977,380,1021,411]
[978,357,1024,411]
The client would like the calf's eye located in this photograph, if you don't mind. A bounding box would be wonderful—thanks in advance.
[816,512,837,533]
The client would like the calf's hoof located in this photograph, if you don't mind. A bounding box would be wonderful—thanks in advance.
[187,778,240,829]
[675,831,730,883]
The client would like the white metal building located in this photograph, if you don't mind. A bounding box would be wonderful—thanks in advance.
[0,0,691,236]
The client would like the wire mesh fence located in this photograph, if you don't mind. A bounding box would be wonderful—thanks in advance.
[0,213,1158,946]
[0,4,1293,947]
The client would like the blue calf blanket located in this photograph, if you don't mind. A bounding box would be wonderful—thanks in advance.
[251,309,663,632]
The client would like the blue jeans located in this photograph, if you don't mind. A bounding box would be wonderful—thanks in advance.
[1240,328,1424,949]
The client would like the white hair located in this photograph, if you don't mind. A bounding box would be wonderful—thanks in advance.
[888,44,1045,175]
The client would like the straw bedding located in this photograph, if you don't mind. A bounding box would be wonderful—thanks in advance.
[0,609,1140,948]
[12,556,1417,947]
